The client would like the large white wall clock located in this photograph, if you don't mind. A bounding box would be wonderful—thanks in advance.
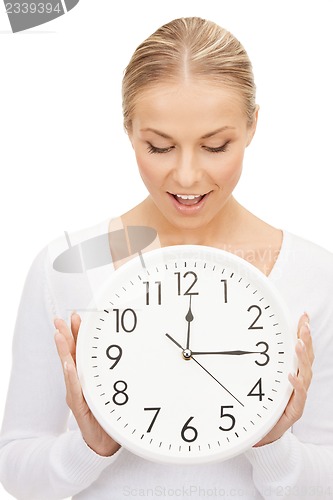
[76,245,297,464]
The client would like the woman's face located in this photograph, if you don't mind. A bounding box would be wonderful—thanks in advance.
[128,81,258,232]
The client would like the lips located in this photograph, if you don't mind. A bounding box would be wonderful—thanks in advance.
[167,191,211,213]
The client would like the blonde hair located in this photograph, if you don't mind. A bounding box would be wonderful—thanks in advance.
[122,17,257,133]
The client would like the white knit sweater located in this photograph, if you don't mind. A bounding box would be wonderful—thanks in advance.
[1,218,333,499]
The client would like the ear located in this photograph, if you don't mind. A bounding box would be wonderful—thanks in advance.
[246,105,259,147]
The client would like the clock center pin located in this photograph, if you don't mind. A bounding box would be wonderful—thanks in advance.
[182,349,192,360]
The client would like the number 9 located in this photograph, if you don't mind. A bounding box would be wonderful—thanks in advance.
[106,344,123,369]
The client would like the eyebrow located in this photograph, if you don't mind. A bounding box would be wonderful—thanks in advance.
[140,126,235,140]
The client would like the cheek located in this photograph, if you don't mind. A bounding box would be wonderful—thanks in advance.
[135,147,168,185]
[135,151,151,176]
[215,151,245,186]
[135,152,161,187]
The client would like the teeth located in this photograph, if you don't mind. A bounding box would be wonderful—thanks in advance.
[175,194,202,200]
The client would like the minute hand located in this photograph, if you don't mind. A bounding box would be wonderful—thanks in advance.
[191,349,261,355]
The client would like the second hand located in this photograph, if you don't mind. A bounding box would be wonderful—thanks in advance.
[165,333,244,407]
[190,356,244,407]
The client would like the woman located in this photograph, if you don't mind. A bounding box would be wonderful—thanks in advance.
[1,16,332,499]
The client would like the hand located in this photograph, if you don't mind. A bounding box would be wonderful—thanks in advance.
[54,312,121,457]
[254,312,314,447]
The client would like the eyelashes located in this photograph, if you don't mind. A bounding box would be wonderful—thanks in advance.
[146,142,230,155]
[204,143,230,153]
[147,144,174,154]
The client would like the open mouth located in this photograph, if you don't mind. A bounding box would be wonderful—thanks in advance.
[168,192,209,206]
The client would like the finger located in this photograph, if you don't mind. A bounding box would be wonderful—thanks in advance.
[297,312,309,329]
[295,338,312,390]
[64,360,88,415]
[71,312,81,345]
[300,323,314,365]
[296,313,314,365]
[54,330,76,395]
[286,372,307,420]
[54,317,76,355]
[54,331,88,413]
[54,330,75,369]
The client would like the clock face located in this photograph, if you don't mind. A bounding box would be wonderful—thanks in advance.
[76,245,297,464]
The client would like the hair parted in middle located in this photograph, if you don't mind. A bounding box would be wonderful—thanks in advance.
[122,16,257,133]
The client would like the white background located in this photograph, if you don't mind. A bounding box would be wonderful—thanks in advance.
[0,0,333,498]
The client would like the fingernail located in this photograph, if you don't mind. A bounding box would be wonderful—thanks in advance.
[304,311,310,322]
[304,321,310,332]
[64,361,68,371]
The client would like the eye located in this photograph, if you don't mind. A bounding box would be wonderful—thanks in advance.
[147,143,174,154]
[204,142,230,153]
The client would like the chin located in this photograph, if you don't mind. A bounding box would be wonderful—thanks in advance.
[149,197,213,234]
[166,214,211,233]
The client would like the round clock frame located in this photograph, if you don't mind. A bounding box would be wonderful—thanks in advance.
[76,244,297,464]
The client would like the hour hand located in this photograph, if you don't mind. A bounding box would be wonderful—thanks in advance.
[185,296,194,350]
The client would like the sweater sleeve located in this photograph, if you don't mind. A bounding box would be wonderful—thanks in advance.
[0,246,122,500]
[245,432,333,498]
[245,335,333,500]
[244,233,333,498]
[245,344,333,499]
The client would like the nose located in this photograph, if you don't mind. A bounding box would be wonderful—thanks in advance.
[171,150,204,188]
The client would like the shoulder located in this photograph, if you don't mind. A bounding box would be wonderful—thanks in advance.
[284,230,333,255]
[271,230,333,333]
[280,231,333,278]
[272,230,333,290]
[42,217,114,320]
[46,217,111,272]
[26,217,112,283]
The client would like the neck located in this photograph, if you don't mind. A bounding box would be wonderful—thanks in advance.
[138,195,246,247]
[119,195,282,276]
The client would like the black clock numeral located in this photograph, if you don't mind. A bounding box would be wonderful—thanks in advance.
[221,279,228,303]
[247,378,265,401]
[181,416,198,442]
[174,271,199,296]
[112,380,129,405]
[219,405,236,431]
[255,341,270,366]
[113,308,137,333]
[144,407,161,432]
[106,344,122,369]
[143,281,161,305]
[247,305,263,330]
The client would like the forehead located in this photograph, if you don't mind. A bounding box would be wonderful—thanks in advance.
[131,81,248,136]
